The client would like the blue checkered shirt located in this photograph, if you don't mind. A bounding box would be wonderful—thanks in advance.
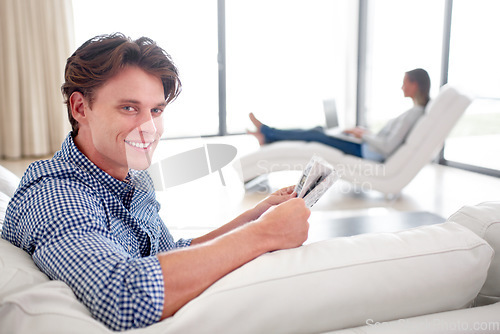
[1,133,192,331]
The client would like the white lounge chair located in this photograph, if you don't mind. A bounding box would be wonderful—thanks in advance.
[237,85,472,196]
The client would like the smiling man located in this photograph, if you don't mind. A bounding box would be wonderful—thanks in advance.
[1,34,310,331]
[70,65,165,178]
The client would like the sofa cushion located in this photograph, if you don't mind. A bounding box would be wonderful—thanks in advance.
[447,201,500,306]
[156,222,492,334]
[0,238,109,333]
[0,238,52,298]
[0,221,493,333]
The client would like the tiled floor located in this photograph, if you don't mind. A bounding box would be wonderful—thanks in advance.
[2,134,499,241]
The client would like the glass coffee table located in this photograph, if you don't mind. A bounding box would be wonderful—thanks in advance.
[306,209,446,244]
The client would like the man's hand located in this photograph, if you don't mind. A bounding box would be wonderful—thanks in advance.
[190,185,298,246]
[250,185,297,221]
[253,197,310,251]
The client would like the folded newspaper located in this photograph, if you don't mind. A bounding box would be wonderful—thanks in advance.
[294,155,340,208]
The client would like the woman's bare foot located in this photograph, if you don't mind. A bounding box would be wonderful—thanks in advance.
[249,113,263,131]
[247,113,266,146]
[246,130,266,146]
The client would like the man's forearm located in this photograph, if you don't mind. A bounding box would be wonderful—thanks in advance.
[158,197,310,320]
[189,209,258,246]
[191,185,297,245]
[158,220,269,319]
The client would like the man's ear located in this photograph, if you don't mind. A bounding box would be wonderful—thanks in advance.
[69,92,88,124]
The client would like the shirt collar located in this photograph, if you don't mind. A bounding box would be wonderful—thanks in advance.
[55,133,134,200]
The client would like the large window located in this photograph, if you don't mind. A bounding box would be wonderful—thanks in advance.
[225,0,357,132]
[443,0,500,172]
[72,0,219,138]
[71,0,500,175]
[362,0,445,131]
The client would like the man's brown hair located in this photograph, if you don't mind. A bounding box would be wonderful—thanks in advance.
[61,33,182,135]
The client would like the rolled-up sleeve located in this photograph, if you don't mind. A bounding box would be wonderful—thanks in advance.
[157,220,192,252]
[32,213,165,331]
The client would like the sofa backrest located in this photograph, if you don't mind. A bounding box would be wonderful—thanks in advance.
[0,191,9,228]
[447,201,500,306]
[0,165,20,227]
[0,165,20,199]
[385,85,471,172]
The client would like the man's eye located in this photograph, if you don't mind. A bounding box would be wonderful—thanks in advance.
[123,106,137,112]
[151,108,164,114]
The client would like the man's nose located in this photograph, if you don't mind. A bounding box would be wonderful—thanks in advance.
[138,113,157,134]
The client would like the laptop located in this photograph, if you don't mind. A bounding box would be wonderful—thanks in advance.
[322,99,362,144]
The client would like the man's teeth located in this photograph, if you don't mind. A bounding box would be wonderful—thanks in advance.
[126,141,152,149]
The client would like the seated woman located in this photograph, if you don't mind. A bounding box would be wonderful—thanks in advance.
[248,68,431,162]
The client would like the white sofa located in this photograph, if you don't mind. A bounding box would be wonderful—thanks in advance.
[238,85,472,196]
[1,165,500,333]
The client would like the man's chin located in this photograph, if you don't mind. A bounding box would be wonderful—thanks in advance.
[125,151,154,171]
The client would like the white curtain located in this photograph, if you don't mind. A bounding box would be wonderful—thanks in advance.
[0,0,74,159]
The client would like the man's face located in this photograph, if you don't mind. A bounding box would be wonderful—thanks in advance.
[75,66,166,180]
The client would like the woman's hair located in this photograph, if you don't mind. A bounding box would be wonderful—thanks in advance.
[61,33,182,135]
[405,68,431,107]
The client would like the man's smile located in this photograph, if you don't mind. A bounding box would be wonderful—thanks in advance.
[125,139,155,150]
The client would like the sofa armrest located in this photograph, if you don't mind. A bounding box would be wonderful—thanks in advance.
[155,222,492,334]
[447,202,500,306]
